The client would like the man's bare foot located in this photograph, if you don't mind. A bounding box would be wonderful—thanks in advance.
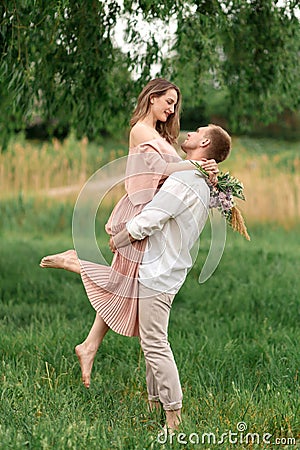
[165,409,181,431]
[75,343,97,389]
[40,249,80,273]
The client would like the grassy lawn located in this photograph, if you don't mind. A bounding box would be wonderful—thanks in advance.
[0,135,299,448]
[0,201,299,449]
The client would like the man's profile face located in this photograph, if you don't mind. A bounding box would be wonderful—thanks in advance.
[181,126,209,152]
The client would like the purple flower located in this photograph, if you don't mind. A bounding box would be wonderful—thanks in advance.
[220,199,234,211]
[209,189,233,212]
[209,191,221,208]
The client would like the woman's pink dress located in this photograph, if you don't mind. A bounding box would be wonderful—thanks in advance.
[80,138,181,337]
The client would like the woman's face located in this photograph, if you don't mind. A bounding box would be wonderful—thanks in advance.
[150,88,178,122]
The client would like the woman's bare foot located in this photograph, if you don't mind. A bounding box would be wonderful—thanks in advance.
[75,343,98,389]
[40,249,80,273]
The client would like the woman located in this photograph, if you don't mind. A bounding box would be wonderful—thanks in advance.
[40,78,218,388]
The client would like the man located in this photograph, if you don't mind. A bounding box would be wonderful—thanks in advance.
[111,124,231,430]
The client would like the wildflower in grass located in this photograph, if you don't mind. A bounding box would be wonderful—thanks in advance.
[191,161,250,240]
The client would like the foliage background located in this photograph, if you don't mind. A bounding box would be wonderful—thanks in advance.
[1,0,300,146]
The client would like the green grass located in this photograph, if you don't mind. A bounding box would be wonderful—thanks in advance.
[0,198,299,449]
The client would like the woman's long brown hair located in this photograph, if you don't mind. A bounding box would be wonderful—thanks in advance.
[130,78,181,144]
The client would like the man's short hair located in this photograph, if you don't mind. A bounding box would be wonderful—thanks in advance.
[205,124,231,163]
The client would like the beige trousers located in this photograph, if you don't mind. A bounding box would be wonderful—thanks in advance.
[138,283,182,411]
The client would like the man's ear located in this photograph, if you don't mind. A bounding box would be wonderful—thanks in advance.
[200,138,210,148]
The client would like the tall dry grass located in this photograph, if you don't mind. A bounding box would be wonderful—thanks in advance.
[0,137,84,197]
[0,135,126,200]
[1,135,299,226]
[222,139,300,227]
[235,167,300,227]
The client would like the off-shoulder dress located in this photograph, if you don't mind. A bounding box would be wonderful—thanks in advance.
[80,138,181,337]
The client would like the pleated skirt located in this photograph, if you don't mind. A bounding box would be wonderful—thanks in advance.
[80,194,146,337]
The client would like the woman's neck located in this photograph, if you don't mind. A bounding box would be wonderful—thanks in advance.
[139,114,157,129]
[137,120,161,138]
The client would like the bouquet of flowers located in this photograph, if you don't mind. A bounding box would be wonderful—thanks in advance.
[191,161,250,240]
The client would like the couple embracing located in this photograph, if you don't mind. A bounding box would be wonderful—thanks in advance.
[40,78,231,431]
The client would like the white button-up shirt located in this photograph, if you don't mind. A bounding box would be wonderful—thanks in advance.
[126,170,210,294]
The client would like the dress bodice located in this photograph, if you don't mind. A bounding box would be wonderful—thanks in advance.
[125,137,182,206]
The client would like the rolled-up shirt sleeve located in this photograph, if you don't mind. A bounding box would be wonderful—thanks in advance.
[126,173,195,240]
